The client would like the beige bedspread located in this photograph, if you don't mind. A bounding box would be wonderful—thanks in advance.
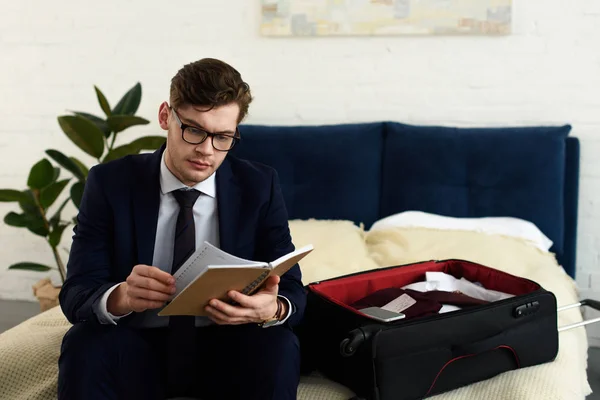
[0,221,592,400]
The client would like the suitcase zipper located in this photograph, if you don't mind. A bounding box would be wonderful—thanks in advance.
[309,258,546,328]
[309,258,542,289]
[315,285,551,331]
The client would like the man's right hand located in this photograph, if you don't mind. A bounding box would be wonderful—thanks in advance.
[107,265,176,316]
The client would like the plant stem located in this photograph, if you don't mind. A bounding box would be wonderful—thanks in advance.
[51,246,66,283]
[109,131,116,152]
[32,189,66,284]
[33,189,50,232]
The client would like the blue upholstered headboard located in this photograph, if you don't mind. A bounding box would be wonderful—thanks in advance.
[231,122,579,279]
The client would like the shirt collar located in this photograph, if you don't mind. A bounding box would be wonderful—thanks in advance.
[159,151,216,198]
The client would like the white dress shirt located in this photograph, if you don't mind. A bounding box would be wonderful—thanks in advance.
[94,152,291,327]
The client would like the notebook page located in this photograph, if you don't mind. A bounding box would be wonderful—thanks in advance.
[172,241,265,296]
[270,244,314,268]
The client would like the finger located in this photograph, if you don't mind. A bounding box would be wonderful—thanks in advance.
[265,275,280,287]
[205,305,232,324]
[127,275,176,295]
[228,291,259,308]
[129,297,165,311]
[227,293,278,322]
[261,275,280,293]
[134,265,175,286]
[205,306,251,325]
[209,299,253,319]
[127,286,172,302]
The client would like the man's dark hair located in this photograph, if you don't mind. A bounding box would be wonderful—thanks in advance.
[170,58,253,124]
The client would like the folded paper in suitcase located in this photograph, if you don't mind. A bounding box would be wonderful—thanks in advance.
[299,259,559,400]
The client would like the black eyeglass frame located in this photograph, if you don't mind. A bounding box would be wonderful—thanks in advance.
[170,107,240,151]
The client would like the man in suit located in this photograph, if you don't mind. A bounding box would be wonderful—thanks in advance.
[58,58,305,400]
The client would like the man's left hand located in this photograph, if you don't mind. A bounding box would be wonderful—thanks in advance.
[205,275,288,325]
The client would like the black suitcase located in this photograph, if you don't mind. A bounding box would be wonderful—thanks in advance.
[298,259,593,400]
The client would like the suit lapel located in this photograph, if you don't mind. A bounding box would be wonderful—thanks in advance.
[133,145,163,265]
[216,158,241,255]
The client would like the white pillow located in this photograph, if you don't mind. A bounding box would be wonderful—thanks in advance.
[369,211,553,252]
[288,219,380,285]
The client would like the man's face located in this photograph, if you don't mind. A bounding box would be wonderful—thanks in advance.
[158,101,240,186]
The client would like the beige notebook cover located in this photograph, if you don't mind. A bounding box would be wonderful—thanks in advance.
[158,243,313,317]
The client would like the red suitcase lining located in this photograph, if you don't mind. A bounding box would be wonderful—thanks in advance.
[309,260,541,314]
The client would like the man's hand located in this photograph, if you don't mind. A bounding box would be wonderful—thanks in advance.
[107,265,176,316]
[205,275,288,325]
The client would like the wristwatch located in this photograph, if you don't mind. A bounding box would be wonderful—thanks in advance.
[259,298,283,328]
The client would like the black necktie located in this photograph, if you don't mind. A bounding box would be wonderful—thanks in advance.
[167,189,201,396]
[171,189,202,274]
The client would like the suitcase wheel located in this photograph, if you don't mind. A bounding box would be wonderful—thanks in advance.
[340,328,367,357]
[340,337,358,357]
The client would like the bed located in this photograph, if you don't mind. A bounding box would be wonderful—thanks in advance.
[0,121,591,399]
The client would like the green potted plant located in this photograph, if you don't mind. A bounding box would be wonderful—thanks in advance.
[0,83,165,311]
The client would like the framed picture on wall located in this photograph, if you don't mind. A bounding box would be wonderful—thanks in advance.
[260,0,512,37]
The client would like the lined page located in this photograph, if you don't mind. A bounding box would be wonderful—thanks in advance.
[270,244,314,268]
[172,241,265,296]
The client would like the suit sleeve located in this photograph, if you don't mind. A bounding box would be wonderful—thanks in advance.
[256,169,306,327]
[59,166,118,324]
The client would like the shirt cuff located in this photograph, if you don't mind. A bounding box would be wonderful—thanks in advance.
[266,295,293,327]
[94,283,132,325]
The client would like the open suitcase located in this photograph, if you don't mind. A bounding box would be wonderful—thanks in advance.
[298,259,600,400]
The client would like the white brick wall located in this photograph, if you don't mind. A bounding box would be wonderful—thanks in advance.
[1,0,600,301]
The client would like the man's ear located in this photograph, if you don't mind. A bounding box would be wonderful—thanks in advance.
[158,102,170,130]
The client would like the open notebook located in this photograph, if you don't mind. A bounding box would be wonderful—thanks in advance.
[158,241,313,317]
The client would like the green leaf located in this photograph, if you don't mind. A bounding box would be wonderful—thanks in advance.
[26,215,48,236]
[57,115,105,158]
[5,210,48,236]
[46,149,86,181]
[0,189,24,202]
[70,157,89,180]
[128,136,166,151]
[49,223,69,247]
[72,112,110,138]
[94,86,111,117]
[106,115,149,134]
[102,144,138,163]
[52,167,60,183]
[19,190,40,216]
[4,212,28,227]
[50,197,70,226]
[27,159,54,190]
[111,82,142,115]
[102,136,165,163]
[8,262,52,272]
[71,181,85,209]
[40,179,70,209]
[18,190,47,236]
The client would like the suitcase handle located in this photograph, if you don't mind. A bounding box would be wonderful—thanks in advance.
[558,299,600,332]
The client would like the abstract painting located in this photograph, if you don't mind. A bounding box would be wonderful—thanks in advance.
[260,0,512,36]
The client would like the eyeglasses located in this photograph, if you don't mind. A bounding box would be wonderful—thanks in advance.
[170,107,240,151]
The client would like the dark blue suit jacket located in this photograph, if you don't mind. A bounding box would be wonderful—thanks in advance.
[59,145,306,327]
